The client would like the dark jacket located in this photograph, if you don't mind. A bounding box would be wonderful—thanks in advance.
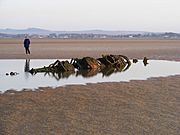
[24,38,30,48]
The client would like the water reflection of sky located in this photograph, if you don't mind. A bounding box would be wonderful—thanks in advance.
[0,59,180,92]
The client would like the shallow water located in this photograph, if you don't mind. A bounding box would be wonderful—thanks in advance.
[0,59,180,92]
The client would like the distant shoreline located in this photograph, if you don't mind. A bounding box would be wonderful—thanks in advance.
[0,28,180,40]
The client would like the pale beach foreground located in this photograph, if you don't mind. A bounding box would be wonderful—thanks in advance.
[0,39,180,135]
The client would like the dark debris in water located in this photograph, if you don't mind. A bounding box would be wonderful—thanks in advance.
[5,72,19,76]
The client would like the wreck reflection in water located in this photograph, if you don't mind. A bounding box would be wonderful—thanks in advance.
[43,66,129,81]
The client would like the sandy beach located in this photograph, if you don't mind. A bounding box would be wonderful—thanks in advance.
[0,39,180,60]
[0,39,180,135]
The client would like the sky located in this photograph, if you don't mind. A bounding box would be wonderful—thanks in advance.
[0,0,180,32]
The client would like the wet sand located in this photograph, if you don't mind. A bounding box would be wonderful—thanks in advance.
[0,39,180,135]
[0,76,180,135]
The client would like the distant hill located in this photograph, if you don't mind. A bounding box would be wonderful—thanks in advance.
[0,28,151,35]
[0,28,52,35]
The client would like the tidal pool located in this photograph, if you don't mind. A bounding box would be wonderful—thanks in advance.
[0,59,180,92]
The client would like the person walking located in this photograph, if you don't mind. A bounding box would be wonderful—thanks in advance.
[24,36,31,54]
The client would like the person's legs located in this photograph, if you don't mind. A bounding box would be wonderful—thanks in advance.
[27,47,30,54]
[25,47,30,54]
[25,47,28,54]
